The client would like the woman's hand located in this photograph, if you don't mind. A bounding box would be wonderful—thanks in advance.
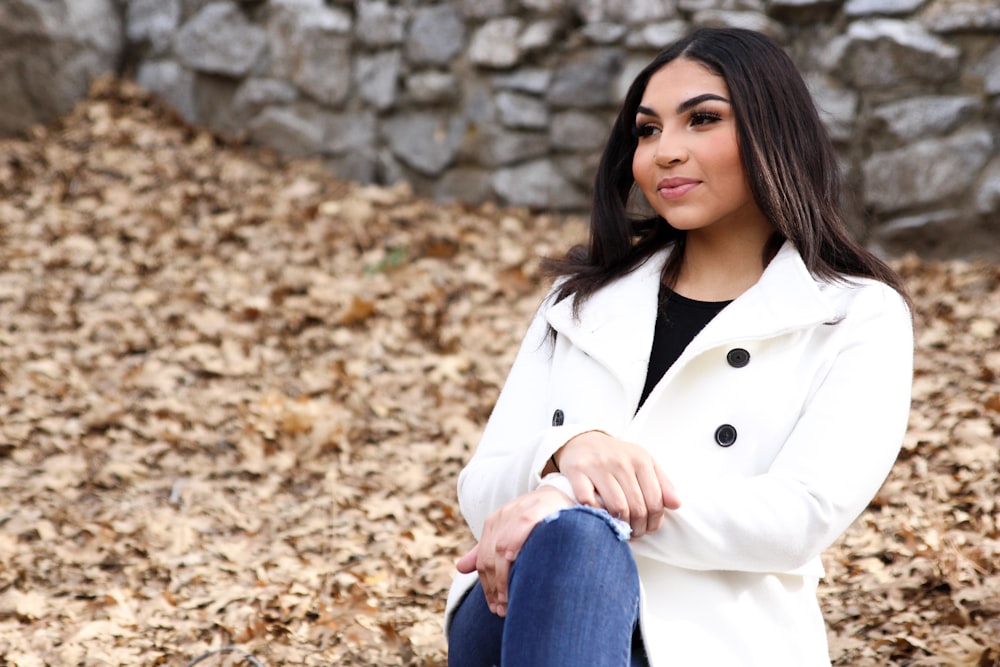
[556,431,681,538]
[456,486,574,617]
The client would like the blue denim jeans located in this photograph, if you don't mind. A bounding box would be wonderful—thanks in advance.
[448,506,649,667]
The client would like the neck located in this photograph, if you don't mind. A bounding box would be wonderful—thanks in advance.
[673,224,776,301]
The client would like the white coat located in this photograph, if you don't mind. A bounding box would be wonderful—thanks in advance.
[446,242,913,666]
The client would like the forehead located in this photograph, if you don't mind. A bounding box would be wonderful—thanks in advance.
[640,58,729,107]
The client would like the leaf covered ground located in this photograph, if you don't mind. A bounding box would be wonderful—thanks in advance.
[0,78,997,667]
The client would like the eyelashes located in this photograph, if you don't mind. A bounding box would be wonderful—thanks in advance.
[632,110,723,137]
[633,124,657,138]
[690,111,722,126]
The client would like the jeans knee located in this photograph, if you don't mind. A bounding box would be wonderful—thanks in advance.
[536,505,632,547]
[512,506,640,611]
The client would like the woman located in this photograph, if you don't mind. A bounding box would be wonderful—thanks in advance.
[446,27,913,667]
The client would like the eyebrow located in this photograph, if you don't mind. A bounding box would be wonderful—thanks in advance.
[636,93,730,118]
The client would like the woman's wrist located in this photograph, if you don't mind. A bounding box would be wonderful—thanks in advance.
[537,472,576,502]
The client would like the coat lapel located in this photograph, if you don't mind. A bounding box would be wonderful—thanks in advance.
[542,242,837,410]
[685,242,837,357]
[544,252,666,406]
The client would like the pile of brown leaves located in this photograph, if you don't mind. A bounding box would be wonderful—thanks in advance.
[0,77,996,666]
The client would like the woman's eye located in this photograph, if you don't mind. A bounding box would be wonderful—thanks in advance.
[634,124,660,138]
[690,111,722,127]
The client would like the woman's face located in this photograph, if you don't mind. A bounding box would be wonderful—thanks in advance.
[631,58,768,238]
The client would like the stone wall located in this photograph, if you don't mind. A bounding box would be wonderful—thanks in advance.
[2,0,999,257]
[0,0,122,136]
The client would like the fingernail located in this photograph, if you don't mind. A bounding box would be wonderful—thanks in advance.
[497,604,506,617]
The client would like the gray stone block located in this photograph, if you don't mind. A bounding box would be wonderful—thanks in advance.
[766,0,841,22]
[550,110,611,151]
[325,152,378,185]
[492,159,589,209]
[496,91,549,129]
[267,2,353,105]
[356,1,406,47]
[625,20,689,49]
[324,110,377,155]
[574,0,675,24]
[843,0,923,16]
[480,129,550,167]
[492,68,552,94]
[405,71,459,105]
[520,0,569,12]
[692,10,787,40]
[871,209,969,258]
[356,51,402,111]
[822,19,959,89]
[247,104,325,157]
[461,0,512,19]
[973,44,1000,96]
[863,129,994,213]
[582,22,628,44]
[192,72,242,136]
[461,80,499,124]
[623,0,679,22]
[377,146,408,186]
[406,5,466,66]
[174,3,266,77]
[0,0,122,135]
[384,112,467,176]
[135,60,198,122]
[268,0,351,33]
[232,78,299,117]
[678,0,765,9]
[547,49,622,109]
[555,153,602,189]
[975,158,1000,215]
[922,0,1000,33]
[126,0,181,54]
[435,168,494,204]
[871,95,982,142]
[615,55,654,102]
[518,19,563,52]
[804,73,858,143]
[0,53,36,135]
[469,18,524,68]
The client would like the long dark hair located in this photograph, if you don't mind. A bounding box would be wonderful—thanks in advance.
[544,27,909,311]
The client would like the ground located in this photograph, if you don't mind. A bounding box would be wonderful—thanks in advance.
[0,78,997,666]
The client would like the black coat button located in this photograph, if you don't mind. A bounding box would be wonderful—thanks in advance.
[726,348,750,368]
[715,424,737,447]
[552,409,565,426]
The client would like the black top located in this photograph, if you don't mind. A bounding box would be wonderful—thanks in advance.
[637,287,731,410]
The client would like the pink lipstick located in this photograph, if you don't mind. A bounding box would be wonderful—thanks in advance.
[657,177,699,200]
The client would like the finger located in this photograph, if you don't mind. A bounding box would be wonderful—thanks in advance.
[612,459,655,537]
[492,513,533,609]
[635,461,665,535]
[476,519,501,612]
[567,470,599,507]
[456,544,479,573]
[655,464,682,510]
[492,549,512,617]
[593,471,630,526]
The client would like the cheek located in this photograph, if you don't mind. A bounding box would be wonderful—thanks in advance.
[631,146,650,186]
[715,136,745,184]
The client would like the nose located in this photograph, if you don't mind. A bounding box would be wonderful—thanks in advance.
[653,129,685,167]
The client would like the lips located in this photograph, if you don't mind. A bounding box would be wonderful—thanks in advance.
[656,177,700,200]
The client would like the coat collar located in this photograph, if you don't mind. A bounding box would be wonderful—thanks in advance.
[543,242,837,403]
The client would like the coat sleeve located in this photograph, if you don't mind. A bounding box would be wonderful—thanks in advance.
[630,284,914,574]
[456,298,606,541]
